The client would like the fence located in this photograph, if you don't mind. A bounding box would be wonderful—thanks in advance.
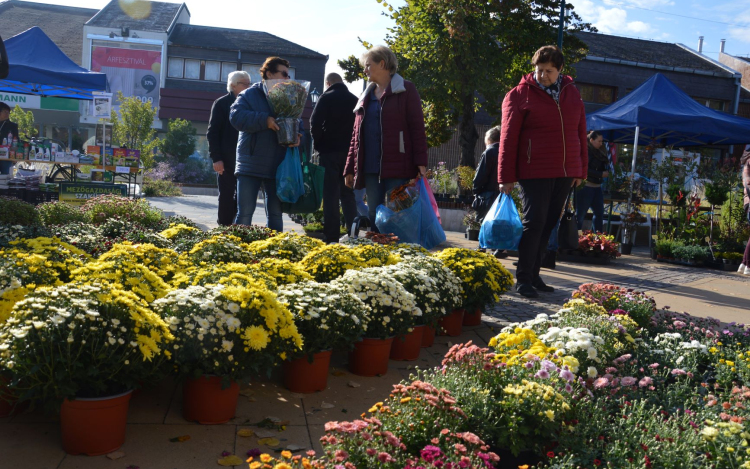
[426,125,493,170]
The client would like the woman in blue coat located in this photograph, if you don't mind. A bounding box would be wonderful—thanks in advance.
[230,56,300,231]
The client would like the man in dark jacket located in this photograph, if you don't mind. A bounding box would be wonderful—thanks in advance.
[207,71,250,225]
[0,102,19,175]
[310,73,358,242]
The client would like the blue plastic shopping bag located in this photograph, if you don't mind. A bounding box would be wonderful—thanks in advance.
[375,178,446,249]
[478,193,523,250]
[276,147,305,203]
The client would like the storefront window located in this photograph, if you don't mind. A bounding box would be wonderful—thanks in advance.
[242,64,262,83]
[51,126,70,149]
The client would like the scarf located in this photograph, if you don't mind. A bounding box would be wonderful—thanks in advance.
[534,74,563,103]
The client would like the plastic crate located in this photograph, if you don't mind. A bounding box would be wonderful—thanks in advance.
[23,190,45,205]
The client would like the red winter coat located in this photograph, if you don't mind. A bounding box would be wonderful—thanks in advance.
[344,74,428,189]
[497,73,588,184]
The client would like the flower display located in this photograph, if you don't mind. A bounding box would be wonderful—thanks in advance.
[388,242,430,257]
[276,281,370,358]
[7,236,89,282]
[402,255,463,316]
[332,268,418,340]
[182,234,255,265]
[159,223,208,253]
[351,243,401,267]
[248,258,312,286]
[572,283,656,327]
[578,231,621,258]
[172,263,277,291]
[246,232,324,262]
[207,224,276,244]
[71,260,173,303]
[379,264,441,326]
[298,244,366,282]
[0,283,173,411]
[98,242,184,281]
[434,248,513,309]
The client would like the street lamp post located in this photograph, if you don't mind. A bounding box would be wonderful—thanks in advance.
[557,0,565,49]
[310,88,320,105]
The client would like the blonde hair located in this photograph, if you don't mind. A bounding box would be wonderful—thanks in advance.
[360,45,398,75]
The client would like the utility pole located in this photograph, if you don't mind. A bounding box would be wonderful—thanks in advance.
[557,0,565,49]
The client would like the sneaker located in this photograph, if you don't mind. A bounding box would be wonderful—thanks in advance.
[532,278,555,292]
[493,250,508,259]
[739,263,747,273]
[744,266,750,275]
[515,283,539,298]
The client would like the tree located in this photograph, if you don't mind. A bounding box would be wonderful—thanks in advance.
[9,105,38,141]
[160,118,197,163]
[109,91,160,168]
[342,0,593,167]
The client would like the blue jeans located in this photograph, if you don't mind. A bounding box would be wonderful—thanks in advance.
[354,188,369,217]
[547,218,561,251]
[234,174,283,232]
[576,185,604,233]
[365,174,410,233]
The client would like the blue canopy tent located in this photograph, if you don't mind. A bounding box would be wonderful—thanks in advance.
[586,73,750,236]
[0,27,107,99]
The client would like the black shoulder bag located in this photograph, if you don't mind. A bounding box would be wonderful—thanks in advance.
[557,187,579,251]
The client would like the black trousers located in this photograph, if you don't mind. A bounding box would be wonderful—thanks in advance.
[516,177,573,284]
[217,170,237,226]
[321,152,357,242]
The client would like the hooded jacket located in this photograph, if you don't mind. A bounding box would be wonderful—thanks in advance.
[497,73,587,184]
[230,83,291,179]
[343,73,428,189]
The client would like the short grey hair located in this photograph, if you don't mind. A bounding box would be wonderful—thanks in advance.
[227,71,250,93]
[485,126,501,144]
[360,45,398,75]
[325,72,343,85]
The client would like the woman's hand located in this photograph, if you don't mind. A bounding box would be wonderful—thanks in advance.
[498,183,513,195]
[417,165,426,177]
[267,116,279,131]
[572,178,584,187]
[344,174,354,188]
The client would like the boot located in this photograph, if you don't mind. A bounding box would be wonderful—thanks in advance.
[540,250,556,270]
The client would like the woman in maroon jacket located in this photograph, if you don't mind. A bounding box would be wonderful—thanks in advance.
[497,45,587,298]
[344,45,428,231]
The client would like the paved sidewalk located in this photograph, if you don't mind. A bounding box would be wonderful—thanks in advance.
[0,195,747,468]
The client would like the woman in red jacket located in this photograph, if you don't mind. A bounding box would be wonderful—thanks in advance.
[344,45,428,231]
[497,45,587,298]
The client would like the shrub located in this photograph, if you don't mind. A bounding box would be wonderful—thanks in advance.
[208,224,276,244]
[37,201,87,226]
[142,177,182,197]
[0,197,41,226]
[81,194,164,228]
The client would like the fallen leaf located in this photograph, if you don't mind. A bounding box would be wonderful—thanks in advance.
[106,451,125,460]
[169,435,191,442]
[254,429,277,439]
[258,437,281,446]
[237,429,255,437]
[217,455,244,466]
[347,381,361,388]
[320,402,335,409]
[331,370,347,377]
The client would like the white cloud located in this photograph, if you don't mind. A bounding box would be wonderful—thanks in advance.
[569,0,655,36]
[602,0,674,7]
[728,26,750,44]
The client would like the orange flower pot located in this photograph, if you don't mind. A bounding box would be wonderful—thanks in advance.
[60,390,132,456]
[421,325,436,348]
[283,350,333,394]
[438,309,464,336]
[348,337,394,377]
[390,326,425,361]
[182,376,239,424]
[462,307,483,326]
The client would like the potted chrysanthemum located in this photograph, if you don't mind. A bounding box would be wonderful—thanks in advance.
[276,281,370,393]
[298,244,366,282]
[331,268,418,376]
[151,282,302,424]
[434,248,513,331]
[0,282,174,456]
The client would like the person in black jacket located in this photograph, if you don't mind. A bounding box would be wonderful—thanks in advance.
[472,126,507,257]
[310,73,359,243]
[207,71,250,225]
[575,130,609,232]
[0,102,19,175]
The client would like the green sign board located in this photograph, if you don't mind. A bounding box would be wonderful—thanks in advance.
[59,182,127,205]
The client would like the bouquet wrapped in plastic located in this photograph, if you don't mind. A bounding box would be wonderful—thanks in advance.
[265,79,310,145]
[385,180,418,212]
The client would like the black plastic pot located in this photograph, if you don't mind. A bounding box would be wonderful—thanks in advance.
[620,243,633,255]
[466,229,480,241]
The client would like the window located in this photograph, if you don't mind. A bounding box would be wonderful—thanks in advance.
[167,58,184,78]
[221,62,237,83]
[576,83,616,104]
[205,61,220,81]
[694,97,725,112]
[184,59,201,79]
[242,64,262,83]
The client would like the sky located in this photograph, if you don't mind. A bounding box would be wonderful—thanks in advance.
[30,0,750,94]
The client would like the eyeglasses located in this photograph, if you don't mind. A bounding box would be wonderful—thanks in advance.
[237,81,250,86]
[275,70,289,78]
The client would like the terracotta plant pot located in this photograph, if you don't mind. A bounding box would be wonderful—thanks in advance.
[182,376,239,424]
[462,307,483,326]
[60,390,132,456]
[283,350,332,394]
[348,337,394,377]
[438,309,464,337]
[390,326,425,361]
[421,325,436,348]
